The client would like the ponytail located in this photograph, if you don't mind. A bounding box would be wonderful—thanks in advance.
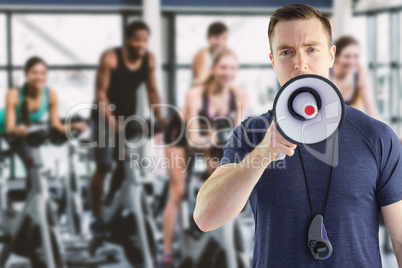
[21,56,48,126]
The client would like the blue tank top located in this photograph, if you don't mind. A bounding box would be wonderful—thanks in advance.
[0,86,49,134]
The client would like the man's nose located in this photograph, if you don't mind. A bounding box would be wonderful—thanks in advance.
[294,53,308,71]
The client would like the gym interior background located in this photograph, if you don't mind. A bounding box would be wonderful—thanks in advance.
[0,0,400,267]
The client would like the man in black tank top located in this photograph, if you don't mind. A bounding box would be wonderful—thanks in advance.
[89,21,163,234]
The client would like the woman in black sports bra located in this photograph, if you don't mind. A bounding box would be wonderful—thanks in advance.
[159,48,247,268]
[330,36,381,120]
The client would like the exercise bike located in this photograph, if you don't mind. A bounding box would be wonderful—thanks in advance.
[89,119,163,267]
[176,125,252,268]
[49,120,119,267]
[0,127,66,268]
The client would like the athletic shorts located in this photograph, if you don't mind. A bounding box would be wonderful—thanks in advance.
[90,121,122,167]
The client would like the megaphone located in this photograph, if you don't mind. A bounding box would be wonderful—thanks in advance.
[272,74,345,160]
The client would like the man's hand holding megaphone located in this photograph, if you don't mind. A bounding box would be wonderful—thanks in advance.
[269,74,345,161]
[258,121,298,163]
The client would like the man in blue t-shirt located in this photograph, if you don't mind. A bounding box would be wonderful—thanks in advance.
[193,4,402,268]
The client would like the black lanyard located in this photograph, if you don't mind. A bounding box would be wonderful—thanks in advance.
[300,136,337,260]
[298,135,337,220]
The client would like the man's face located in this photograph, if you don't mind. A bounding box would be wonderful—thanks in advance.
[269,18,336,86]
[126,29,149,59]
[208,32,228,51]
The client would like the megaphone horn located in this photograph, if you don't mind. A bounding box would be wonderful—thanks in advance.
[272,74,345,160]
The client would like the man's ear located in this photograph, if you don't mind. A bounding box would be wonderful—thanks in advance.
[269,53,275,69]
[329,45,336,68]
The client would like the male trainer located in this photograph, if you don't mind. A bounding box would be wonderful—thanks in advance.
[194,4,402,267]
[90,21,163,233]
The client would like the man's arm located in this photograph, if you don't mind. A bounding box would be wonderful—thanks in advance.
[194,150,270,232]
[94,50,117,128]
[193,122,296,232]
[382,200,402,267]
[145,52,163,122]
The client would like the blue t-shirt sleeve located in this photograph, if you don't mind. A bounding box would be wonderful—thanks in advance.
[219,123,252,166]
[219,113,272,166]
[375,126,402,207]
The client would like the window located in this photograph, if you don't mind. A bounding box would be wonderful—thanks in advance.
[12,14,122,65]
[376,13,390,63]
[0,72,7,109]
[235,69,278,116]
[5,13,125,179]
[349,16,368,69]
[0,15,6,65]
[176,15,271,65]
[175,69,191,109]
[400,11,402,63]
[10,14,123,119]
[375,67,391,117]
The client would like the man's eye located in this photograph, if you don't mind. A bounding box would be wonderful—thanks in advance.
[281,51,290,55]
[309,48,317,52]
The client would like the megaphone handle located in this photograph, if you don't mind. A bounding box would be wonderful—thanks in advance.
[278,152,286,160]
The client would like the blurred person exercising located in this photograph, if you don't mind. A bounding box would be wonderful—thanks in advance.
[89,21,163,234]
[159,48,247,268]
[192,22,229,81]
[194,4,402,267]
[331,36,402,143]
[330,36,381,120]
[0,56,86,190]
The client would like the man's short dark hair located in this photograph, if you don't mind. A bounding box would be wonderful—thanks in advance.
[268,4,332,53]
[207,22,228,37]
[125,21,150,39]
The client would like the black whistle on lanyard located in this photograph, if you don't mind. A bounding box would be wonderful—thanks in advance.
[308,214,333,260]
